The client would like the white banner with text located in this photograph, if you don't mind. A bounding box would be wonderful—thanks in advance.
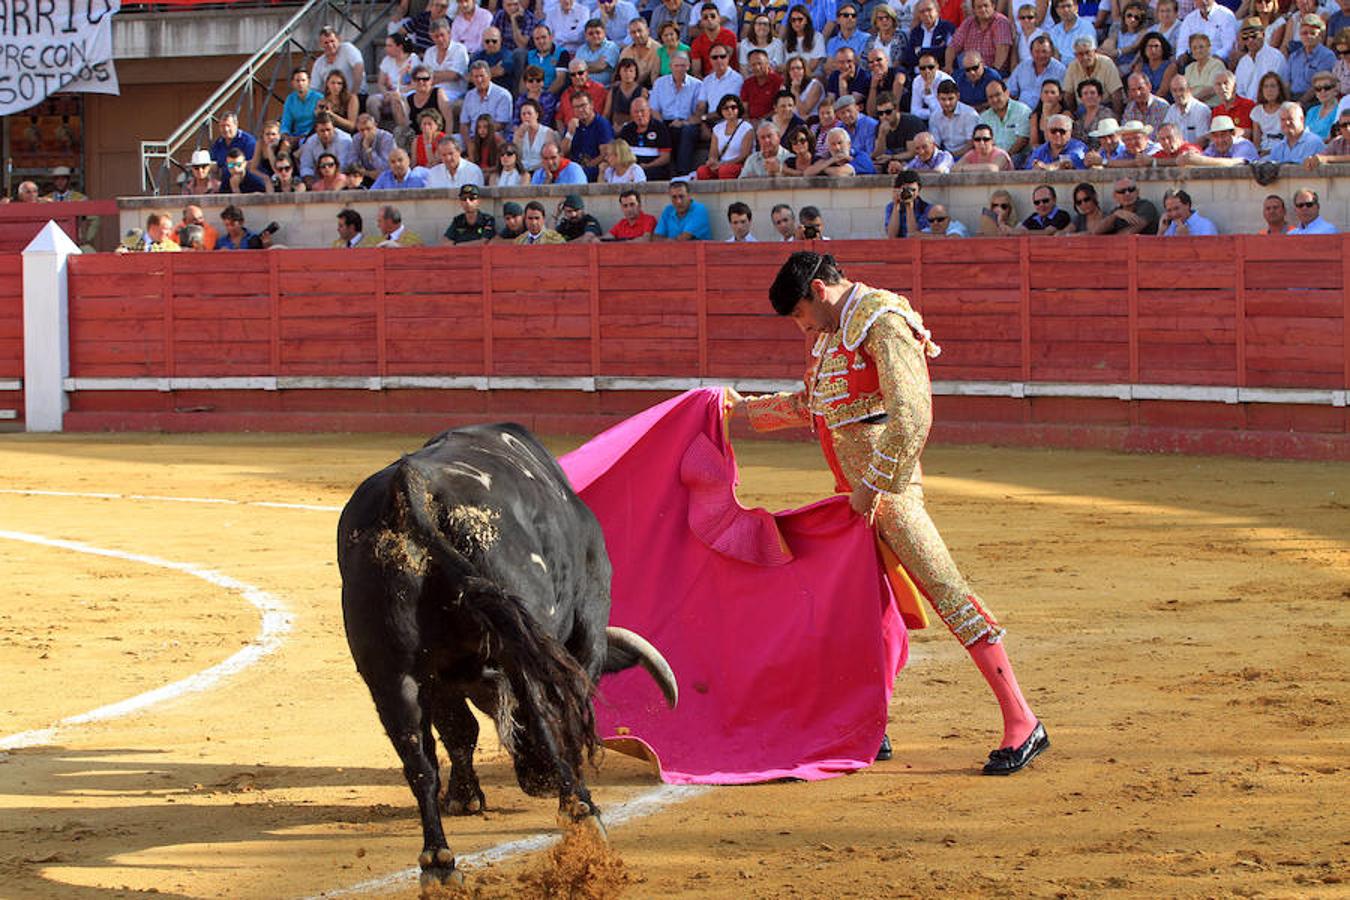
[0,0,121,115]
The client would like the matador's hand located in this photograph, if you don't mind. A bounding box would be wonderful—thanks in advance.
[723,387,746,419]
[849,482,880,524]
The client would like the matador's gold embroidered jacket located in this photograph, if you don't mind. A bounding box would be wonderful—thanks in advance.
[744,283,941,495]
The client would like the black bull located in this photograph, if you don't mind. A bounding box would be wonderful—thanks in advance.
[337,424,678,884]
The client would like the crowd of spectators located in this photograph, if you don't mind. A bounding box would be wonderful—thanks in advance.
[178,0,1350,198]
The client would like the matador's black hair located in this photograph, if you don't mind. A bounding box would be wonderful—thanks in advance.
[768,251,844,316]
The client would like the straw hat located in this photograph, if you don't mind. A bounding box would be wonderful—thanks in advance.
[1088,118,1120,138]
[1116,120,1154,135]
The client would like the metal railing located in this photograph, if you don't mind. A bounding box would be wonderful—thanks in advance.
[138,0,399,195]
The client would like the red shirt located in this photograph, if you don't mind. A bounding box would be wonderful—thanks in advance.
[1214,97,1256,132]
[740,71,784,120]
[1153,141,1202,159]
[557,79,609,125]
[609,212,657,240]
[690,28,740,73]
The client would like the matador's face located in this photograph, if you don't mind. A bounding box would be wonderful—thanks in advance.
[788,295,835,337]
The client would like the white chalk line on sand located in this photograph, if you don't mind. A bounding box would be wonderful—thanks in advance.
[0,487,342,513]
[304,783,712,899]
[0,530,294,751]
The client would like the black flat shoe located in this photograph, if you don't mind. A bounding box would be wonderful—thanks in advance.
[875,734,893,762]
[982,722,1049,776]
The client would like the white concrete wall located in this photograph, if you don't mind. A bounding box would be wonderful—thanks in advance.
[118,166,1350,249]
[114,8,305,59]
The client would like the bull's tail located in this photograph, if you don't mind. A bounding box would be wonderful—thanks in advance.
[392,460,600,772]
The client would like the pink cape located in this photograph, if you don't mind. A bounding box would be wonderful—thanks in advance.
[559,388,908,784]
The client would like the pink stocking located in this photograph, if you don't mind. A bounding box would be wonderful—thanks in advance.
[968,640,1038,749]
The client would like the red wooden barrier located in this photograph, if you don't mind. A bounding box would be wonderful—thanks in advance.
[51,237,1350,456]
[0,202,119,253]
[0,253,22,424]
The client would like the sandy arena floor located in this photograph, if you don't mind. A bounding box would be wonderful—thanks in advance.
[0,430,1346,899]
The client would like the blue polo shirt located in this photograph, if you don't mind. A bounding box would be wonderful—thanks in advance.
[655,198,712,239]
[1023,137,1088,169]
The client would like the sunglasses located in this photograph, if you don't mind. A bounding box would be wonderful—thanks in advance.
[1074,195,1093,204]
[1048,127,1069,134]
[484,37,500,42]
[839,10,856,16]
[711,54,729,59]
[276,166,292,172]
[1315,84,1337,91]
[972,135,992,142]
[1125,12,1142,18]
[877,108,896,115]
[415,75,431,81]
[1294,200,1318,208]
[193,164,209,169]
[1114,185,1137,194]
[526,75,543,81]
[964,64,981,72]
[319,162,336,168]
[790,16,805,22]
[918,63,937,70]
[1019,12,1035,18]
[228,162,245,168]
[1033,197,1054,205]
[929,216,948,222]
[503,148,517,154]
[991,202,1010,209]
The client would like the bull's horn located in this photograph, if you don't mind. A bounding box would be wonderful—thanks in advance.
[606,627,678,709]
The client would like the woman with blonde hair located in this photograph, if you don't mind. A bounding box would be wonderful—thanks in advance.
[601,139,647,182]
[979,188,1019,235]
[249,119,293,180]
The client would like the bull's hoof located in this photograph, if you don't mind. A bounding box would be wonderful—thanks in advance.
[443,792,485,816]
[417,848,462,888]
[418,865,464,889]
[564,811,609,842]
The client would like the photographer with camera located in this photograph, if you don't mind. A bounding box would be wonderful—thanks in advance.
[884,170,931,238]
[796,206,829,241]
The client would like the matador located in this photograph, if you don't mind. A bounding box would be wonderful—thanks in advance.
[731,251,1050,775]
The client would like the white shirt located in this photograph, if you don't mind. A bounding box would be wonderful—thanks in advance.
[698,67,744,112]
[424,158,485,188]
[425,41,471,101]
[1163,96,1212,145]
[725,232,759,242]
[1234,45,1287,102]
[930,101,981,151]
[1176,3,1238,61]
[909,70,955,121]
[1289,216,1339,235]
[312,42,365,91]
[549,2,592,53]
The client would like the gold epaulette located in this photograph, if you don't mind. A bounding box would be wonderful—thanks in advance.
[842,287,940,359]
